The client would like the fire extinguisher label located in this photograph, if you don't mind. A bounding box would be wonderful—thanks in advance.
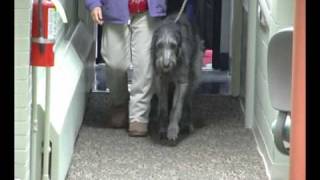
[48,7,57,40]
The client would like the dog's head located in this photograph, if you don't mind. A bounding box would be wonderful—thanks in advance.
[151,23,182,73]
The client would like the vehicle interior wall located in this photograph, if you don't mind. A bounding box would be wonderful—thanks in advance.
[229,0,248,112]
[229,0,293,179]
[251,0,293,179]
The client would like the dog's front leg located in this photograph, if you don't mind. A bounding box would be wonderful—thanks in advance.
[156,75,169,138]
[167,83,188,140]
[180,89,194,134]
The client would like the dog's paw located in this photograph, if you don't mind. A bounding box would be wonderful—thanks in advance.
[167,124,179,140]
[188,124,194,132]
[160,126,167,133]
[159,127,167,140]
[181,124,194,134]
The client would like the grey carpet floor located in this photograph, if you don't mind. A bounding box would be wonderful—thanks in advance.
[66,93,268,180]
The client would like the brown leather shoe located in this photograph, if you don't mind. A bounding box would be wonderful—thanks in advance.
[128,121,148,137]
[108,104,128,128]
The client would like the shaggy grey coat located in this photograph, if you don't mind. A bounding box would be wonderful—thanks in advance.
[150,13,204,142]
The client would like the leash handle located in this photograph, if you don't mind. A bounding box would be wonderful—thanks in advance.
[174,0,188,23]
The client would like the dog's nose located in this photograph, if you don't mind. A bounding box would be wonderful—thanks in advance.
[164,63,170,68]
[163,59,170,68]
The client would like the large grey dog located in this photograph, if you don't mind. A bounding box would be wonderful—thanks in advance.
[150,13,204,142]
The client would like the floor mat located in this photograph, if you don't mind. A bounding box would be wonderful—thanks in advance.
[66,93,268,180]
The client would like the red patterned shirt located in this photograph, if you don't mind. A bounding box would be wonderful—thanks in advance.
[129,0,148,14]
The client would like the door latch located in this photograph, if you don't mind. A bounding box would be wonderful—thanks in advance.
[272,111,290,155]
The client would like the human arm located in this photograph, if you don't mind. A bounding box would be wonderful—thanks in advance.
[85,0,104,25]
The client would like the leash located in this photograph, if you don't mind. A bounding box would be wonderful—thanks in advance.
[174,0,188,23]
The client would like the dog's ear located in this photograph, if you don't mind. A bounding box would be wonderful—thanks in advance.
[151,30,160,70]
[176,31,183,59]
[150,32,158,59]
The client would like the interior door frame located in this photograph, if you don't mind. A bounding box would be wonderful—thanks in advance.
[289,0,305,179]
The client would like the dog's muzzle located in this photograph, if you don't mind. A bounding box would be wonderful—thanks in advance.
[156,57,176,73]
[156,49,177,73]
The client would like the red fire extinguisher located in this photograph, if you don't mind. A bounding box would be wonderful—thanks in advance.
[31,0,56,67]
[30,1,67,179]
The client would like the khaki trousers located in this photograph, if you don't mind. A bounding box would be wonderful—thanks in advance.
[101,12,159,123]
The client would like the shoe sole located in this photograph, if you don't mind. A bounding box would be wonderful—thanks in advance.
[128,131,148,137]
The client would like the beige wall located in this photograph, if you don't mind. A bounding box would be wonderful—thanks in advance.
[14,0,32,180]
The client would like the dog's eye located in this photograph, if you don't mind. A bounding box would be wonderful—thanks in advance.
[156,43,164,48]
[169,43,177,49]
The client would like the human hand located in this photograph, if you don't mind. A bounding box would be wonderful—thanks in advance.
[90,6,104,25]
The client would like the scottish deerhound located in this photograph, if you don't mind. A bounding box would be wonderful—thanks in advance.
[150,13,204,143]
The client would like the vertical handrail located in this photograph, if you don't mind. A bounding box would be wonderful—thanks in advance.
[290,0,305,179]
[31,67,38,180]
[245,0,257,128]
[42,68,52,180]
[39,0,52,178]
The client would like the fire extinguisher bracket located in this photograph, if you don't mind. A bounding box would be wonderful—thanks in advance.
[32,37,55,44]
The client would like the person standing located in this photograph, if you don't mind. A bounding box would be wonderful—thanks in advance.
[85,0,167,136]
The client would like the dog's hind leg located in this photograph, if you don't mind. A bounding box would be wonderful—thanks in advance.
[167,83,188,140]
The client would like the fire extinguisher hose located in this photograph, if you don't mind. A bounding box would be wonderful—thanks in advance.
[38,0,45,53]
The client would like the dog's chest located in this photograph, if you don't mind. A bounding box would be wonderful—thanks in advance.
[170,64,189,83]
